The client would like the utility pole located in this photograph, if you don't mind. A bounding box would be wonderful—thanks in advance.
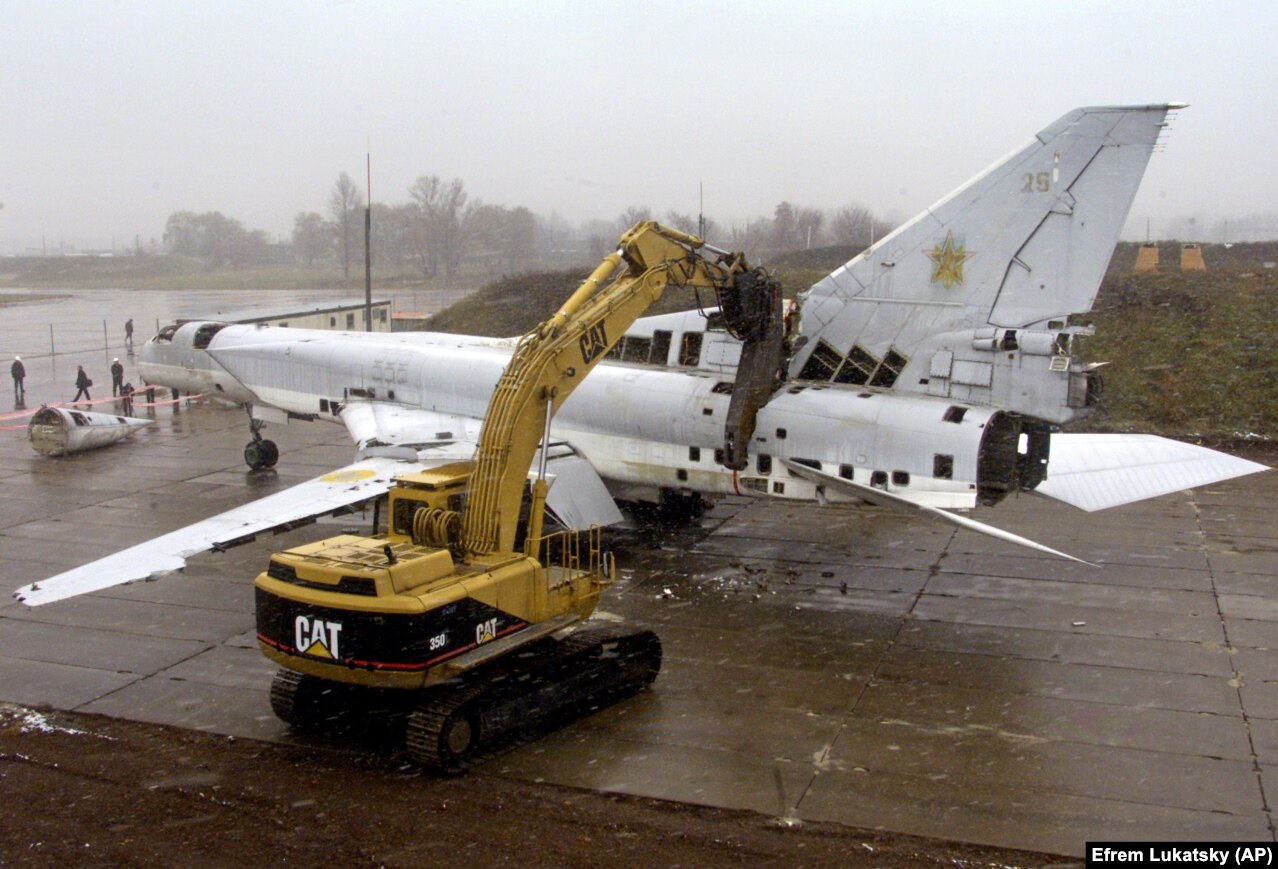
[364,151,373,332]
[698,182,705,240]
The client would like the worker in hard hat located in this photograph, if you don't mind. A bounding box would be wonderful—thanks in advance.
[10,356,24,401]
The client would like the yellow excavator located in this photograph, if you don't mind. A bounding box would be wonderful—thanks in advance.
[253,222,783,772]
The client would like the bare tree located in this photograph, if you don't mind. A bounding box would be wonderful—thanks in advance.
[830,203,893,247]
[616,205,652,234]
[664,211,697,235]
[770,202,799,250]
[329,172,364,278]
[795,207,825,249]
[292,211,330,266]
[409,175,470,277]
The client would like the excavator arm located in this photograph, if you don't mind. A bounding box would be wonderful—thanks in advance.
[459,221,782,558]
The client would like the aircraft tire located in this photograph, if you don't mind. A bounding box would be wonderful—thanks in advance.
[244,441,266,470]
[261,439,280,468]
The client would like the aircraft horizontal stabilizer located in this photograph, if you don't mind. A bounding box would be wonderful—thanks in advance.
[13,453,466,608]
[1038,434,1270,512]
[780,459,1092,564]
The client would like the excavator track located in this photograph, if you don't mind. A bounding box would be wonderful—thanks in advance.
[405,625,662,774]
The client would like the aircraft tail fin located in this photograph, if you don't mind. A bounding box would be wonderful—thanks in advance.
[789,104,1183,422]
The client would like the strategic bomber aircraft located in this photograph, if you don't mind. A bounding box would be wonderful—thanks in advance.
[14,103,1269,606]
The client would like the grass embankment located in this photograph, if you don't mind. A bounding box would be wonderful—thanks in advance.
[1080,269,1277,439]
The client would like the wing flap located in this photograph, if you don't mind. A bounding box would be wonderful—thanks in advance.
[1038,434,1271,512]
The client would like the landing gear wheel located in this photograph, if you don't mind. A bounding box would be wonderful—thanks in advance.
[270,669,331,729]
[244,438,279,470]
[406,688,483,775]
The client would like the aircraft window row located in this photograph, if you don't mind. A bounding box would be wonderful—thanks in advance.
[799,339,843,380]
[799,340,911,389]
[776,427,787,439]
[650,330,672,365]
[621,336,652,363]
[870,349,908,388]
[943,406,967,423]
[934,454,954,479]
[835,345,877,385]
[739,458,922,489]
[679,332,703,367]
[606,330,674,366]
[689,446,701,462]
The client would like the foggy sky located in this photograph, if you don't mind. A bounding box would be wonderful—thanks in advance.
[3,0,1275,254]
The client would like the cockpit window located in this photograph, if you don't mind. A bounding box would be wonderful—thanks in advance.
[193,323,227,349]
[154,324,179,343]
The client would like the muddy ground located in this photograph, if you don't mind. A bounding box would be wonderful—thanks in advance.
[0,705,1077,868]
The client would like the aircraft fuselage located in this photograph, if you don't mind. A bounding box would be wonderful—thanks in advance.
[140,321,1030,511]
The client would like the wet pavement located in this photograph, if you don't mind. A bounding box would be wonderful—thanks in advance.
[0,300,1275,856]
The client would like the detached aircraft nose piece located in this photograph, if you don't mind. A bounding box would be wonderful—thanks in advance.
[27,405,152,457]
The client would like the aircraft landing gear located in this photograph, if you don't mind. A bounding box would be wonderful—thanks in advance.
[245,418,279,470]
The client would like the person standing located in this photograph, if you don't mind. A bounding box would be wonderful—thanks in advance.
[10,356,24,400]
[110,357,124,396]
[120,382,135,415]
[73,364,92,403]
[124,318,134,349]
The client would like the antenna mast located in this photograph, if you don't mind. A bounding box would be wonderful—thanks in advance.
[364,151,373,332]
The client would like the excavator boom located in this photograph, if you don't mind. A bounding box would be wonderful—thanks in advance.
[459,221,782,557]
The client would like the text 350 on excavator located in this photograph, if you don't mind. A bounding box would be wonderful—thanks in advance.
[253,222,784,773]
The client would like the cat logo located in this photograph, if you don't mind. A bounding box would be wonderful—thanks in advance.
[294,615,343,660]
[579,320,609,364]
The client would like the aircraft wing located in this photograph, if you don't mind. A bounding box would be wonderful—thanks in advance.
[13,452,469,607]
[780,458,1091,564]
[339,399,623,528]
[1037,434,1270,512]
